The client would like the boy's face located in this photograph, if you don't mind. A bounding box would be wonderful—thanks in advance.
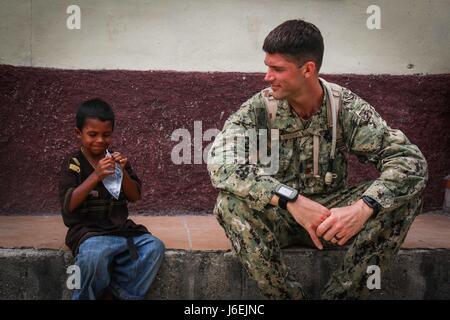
[76,118,113,157]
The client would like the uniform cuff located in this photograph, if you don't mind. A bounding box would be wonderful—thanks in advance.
[362,181,395,209]
[246,177,281,212]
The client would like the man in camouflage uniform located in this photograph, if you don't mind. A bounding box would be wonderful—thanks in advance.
[207,20,428,299]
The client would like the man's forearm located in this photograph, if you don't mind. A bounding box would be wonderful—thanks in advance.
[356,198,374,218]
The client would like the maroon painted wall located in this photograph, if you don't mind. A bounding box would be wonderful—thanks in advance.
[0,65,449,215]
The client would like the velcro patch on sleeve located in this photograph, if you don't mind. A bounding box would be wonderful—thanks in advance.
[69,163,80,173]
[72,157,80,166]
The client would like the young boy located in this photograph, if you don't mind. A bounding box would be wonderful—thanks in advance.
[59,98,165,300]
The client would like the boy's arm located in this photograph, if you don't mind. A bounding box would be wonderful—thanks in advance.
[68,157,116,213]
[110,152,142,203]
[121,169,141,202]
[68,173,101,213]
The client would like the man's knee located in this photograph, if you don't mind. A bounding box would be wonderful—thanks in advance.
[379,195,423,218]
[406,195,423,213]
[215,191,253,216]
[214,192,263,238]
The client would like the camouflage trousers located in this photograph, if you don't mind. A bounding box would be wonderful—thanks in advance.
[214,180,423,300]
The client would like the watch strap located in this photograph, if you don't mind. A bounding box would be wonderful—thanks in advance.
[278,196,288,210]
[362,196,381,214]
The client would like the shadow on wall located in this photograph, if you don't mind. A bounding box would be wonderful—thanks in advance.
[0,65,448,214]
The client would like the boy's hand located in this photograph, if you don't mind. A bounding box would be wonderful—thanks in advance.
[94,157,115,181]
[111,152,128,169]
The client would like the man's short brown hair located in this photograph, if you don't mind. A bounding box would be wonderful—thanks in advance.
[263,19,324,71]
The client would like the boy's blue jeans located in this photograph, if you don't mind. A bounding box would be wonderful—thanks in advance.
[72,233,165,300]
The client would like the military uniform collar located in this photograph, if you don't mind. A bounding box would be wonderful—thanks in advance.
[271,82,328,135]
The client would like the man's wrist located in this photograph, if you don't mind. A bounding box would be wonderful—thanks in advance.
[273,184,298,210]
[278,196,289,210]
[360,199,374,216]
[361,196,380,215]
[286,199,296,212]
[270,194,279,207]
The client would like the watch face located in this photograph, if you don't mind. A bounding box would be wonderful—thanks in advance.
[278,186,294,198]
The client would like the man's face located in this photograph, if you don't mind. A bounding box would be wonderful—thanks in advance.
[76,118,113,157]
[263,53,305,100]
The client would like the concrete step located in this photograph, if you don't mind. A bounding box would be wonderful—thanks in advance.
[0,214,449,299]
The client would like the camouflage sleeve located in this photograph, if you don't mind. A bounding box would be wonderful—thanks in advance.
[207,94,282,212]
[341,89,428,210]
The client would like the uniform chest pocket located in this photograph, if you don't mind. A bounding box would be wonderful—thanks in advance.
[298,139,324,194]
[274,139,295,179]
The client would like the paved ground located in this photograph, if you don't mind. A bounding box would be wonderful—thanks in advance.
[0,214,449,251]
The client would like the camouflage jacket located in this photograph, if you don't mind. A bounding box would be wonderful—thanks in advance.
[207,82,428,212]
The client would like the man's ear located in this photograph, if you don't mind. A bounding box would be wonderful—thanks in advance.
[303,61,317,79]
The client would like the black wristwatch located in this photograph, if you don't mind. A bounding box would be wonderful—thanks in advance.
[274,184,298,210]
[361,196,381,215]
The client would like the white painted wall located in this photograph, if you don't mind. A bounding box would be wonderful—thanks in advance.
[1,0,449,74]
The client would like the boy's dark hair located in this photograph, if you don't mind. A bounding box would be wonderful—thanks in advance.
[76,98,115,130]
[263,19,324,71]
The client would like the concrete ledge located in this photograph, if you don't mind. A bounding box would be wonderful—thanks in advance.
[1,248,449,300]
[1,214,450,299]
